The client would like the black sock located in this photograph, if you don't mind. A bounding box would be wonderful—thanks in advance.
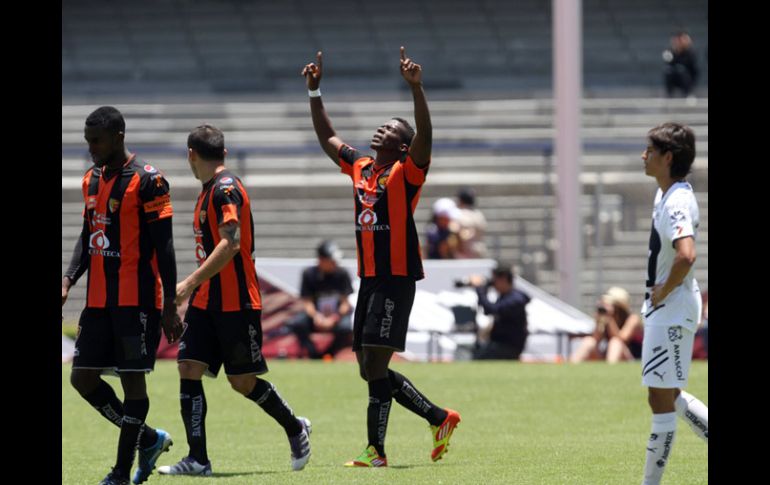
[367,377,392,457]
[246,379,302,437]
[180,379,208,464]
[388,370,447,426]
[114,398,150,477]
[83,381,157,449]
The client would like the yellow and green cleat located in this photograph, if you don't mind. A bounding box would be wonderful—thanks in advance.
[344,445,388,467]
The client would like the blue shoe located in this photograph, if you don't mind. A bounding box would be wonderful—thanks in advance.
[132,429,173,484]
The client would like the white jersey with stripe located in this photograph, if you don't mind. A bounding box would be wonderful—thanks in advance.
[641,181,702,332]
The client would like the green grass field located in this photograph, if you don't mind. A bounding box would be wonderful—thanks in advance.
[62,360,707,484]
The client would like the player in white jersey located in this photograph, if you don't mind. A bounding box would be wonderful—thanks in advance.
[639,122,708,485]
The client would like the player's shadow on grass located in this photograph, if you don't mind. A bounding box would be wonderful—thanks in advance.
[389,463,456,469]
[209,470,278,478]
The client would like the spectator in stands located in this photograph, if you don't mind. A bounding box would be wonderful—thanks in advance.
[663,31,699,98]
[425,197,461,259]
[284,240,354,359]
[455,187,488,258]
[570,286,643,364]
[468,263,530,360]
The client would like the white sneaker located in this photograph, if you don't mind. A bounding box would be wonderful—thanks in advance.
[289,416,312,471]
[157,456,212,476]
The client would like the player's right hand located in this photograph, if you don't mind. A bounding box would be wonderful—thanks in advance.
[160,301,185,343]
[62,277,71,307]
[301,51,323,90]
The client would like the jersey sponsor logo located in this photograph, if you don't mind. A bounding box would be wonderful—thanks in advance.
[86,196,97,209]
[195,243,207,265]
[220,184,235,195]
[358,208,378,226]
[153,174,164,188]
[108,198,120,213]
[670,209,686,224]
[143,164,157,173]
[143,194,172,213]
[220,177,234,184]
[199,210,207,224]
[93,212,111,226]
[676,226,684,236]
[377,174,389,190]
[89,230,121,257]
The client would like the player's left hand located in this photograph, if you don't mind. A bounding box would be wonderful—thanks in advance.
[175,281,194,306]
[400,46,422,85]
[649,284,669,307]
[160,301,185,343]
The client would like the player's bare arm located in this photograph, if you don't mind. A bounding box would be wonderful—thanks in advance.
[148,217,185,342]
[650,236,696,306]
[302,51,346,165]
[175,221,242,305]
[400,46,432,168]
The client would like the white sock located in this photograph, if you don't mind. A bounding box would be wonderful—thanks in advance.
[642,412,677,485]
[674,390,708,442]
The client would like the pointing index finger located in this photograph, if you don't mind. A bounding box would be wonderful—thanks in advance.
[400,46,406,61]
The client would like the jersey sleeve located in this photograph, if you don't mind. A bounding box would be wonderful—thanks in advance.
[139,171,173,223]
[338,144,362,179]
[211,178,244,226]
[403,154,430,187]
[665,194,695,244]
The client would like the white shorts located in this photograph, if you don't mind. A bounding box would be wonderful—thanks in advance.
[641,325,694,388]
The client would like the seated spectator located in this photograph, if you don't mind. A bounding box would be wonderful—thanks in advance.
[570,287,643,364]
[279,240,354,359]
[425,197,461,259]
[455,187,488,258]
[663,31,699,98]
[468,263,530,360]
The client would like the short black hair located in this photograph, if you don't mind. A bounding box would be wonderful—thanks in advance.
[85,106,125,134]
[188,124,225,161]
[457,187,476,206]
[392,117,415,146]
[647,122,696,178]
[492,261,514,284]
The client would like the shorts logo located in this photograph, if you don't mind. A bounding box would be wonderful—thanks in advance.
[358,208,377,226]
[139,312,148,356]
[144,164,157,173]
[195,243,207,265]
[653,370,666,381]
[248,324,263,362]
[380,298,395,338]
[667,326,683,341]
[199,210,207,224]
[108,198,120,213]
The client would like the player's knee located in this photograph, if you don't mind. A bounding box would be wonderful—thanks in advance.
[178,361,206,380]
[70,370,99,395]
[227,375,256,396]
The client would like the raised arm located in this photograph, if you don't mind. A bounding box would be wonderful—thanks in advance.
[400,46,432,168]
[302,51,346,165]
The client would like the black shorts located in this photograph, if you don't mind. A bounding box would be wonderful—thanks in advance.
[353,276,416,352]
[179,306,268,378]
[72,307,161,374]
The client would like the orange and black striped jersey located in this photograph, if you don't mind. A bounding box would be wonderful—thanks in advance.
[189,169,262,312]
[339,144,429,280]
[81,155,173,309]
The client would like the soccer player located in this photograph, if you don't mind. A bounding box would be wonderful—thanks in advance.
[61,106,184,485]
[639,122,708,485]
[158,124,311,476]
[302,47,461,467]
